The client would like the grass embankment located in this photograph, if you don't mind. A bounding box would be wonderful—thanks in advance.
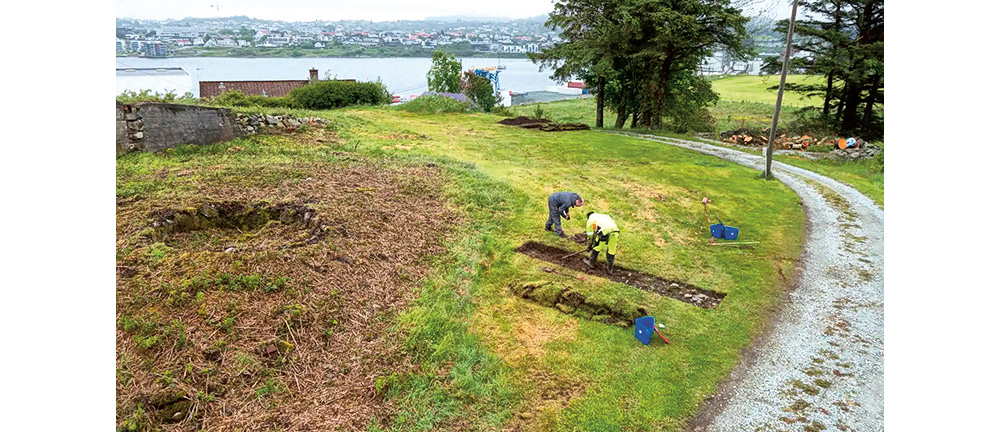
[511,75,884,207]
[117,105,805,431]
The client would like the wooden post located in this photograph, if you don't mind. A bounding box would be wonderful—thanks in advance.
[764,0,799,179]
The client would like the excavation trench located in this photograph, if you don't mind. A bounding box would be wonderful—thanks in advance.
[515,241,726,309]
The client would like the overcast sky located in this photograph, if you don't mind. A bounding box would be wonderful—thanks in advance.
[116,0,794,22]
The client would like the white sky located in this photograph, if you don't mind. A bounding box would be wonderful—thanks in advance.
[116,0,794,22]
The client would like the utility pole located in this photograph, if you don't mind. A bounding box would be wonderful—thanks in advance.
[764,0,799,179]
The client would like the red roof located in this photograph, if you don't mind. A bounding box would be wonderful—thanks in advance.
[199,80,309,98]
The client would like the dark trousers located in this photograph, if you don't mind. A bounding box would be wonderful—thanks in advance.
[545,197,565,235]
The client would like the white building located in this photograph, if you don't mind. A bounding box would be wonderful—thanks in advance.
[116,67,196,97]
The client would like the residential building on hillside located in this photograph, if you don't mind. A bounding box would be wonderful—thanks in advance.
[140,41,170,57]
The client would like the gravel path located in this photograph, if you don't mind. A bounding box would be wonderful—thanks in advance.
[610,132,884,432]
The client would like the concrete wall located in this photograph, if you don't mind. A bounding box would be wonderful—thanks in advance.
[116,102,244,155]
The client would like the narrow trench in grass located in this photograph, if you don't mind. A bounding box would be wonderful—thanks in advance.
[515,241,726,309]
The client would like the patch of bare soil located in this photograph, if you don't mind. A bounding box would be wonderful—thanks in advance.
[497,116,590,132]
[498,116,552,126]
[116,160,457,431]
[515,241,726,309]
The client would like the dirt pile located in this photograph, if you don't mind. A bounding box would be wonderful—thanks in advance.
[512,281,648,328]
[515,241,726,309]
[498,116,590,132]
[116,160,457,431]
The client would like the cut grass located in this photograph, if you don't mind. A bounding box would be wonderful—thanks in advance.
[334,108,804,430]
[118,105,806,431]
[507,96,883,207]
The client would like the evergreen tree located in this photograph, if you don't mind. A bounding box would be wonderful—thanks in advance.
[764,0,883,138]
[534,0,750,130]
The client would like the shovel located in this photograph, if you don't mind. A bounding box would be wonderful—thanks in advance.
[559,249,589,260]
[541,266,586,281]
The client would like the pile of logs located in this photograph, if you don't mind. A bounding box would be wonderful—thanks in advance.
[721,128,839,150]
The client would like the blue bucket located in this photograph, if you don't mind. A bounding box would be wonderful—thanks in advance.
[635,316,655,345]
[723,226,740,240]
[710,223,725,239]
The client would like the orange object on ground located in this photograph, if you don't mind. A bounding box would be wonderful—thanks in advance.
[837,138,848,149]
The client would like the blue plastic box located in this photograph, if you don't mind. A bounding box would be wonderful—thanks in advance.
[635,316,655,345]
[710,223,725,239]
[723,226,740,240]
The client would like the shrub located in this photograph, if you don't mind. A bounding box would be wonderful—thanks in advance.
[287,80,392,110]
[399,94,477,114]
[117,89,198,104]
[533,104,546,119]
[210,90,291,108]
[461,71,500,112]
[663,74,719,133]
[491,105,515,117]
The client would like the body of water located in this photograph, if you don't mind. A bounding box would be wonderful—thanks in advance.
[115,56,560,97]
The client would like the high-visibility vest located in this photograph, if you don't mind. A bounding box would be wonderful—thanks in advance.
[586,213,619,237]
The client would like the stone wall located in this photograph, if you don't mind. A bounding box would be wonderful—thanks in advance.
[116,102,245,155]
[233,113,330,134]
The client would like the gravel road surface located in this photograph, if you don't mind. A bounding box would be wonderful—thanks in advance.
[612,132,884,432]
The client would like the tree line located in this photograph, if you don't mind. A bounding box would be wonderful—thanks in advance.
[530,0,884,139]
[764,0,883,139]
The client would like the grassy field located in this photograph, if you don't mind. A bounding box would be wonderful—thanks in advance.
[356,110,805,430]
[708,75,826,107]
[510,77,884,207]
[117,105,806,431]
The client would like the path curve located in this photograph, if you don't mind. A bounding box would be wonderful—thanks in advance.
[610,132,884,432]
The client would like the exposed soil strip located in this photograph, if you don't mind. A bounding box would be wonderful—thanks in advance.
[515,241,726,309]
[511,281,647,328]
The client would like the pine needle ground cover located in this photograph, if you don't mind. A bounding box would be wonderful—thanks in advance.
[117,106,805,431]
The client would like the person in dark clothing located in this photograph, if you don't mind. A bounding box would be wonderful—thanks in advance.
[545,191,584,237]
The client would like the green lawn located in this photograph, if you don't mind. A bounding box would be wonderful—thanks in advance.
[709,75,826,107]
[510,94,883,207]
[333,108,805,430]
[116,105,806,431]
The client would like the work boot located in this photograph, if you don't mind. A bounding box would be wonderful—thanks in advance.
[558,232,568,238]
[583,250,599,269]
[606,254,616,275]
